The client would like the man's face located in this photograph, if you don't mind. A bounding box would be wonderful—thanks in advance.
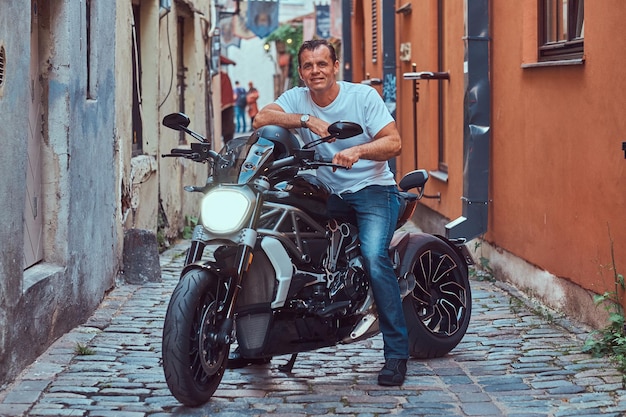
[298,46,339,94]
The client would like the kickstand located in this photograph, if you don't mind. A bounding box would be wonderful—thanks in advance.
[278,353,298,372]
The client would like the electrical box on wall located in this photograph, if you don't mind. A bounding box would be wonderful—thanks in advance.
[400,43,411,62]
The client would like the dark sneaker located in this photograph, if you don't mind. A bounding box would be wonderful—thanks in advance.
[377,358,407,386]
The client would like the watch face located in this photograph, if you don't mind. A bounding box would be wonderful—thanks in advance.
[301,114,309,126]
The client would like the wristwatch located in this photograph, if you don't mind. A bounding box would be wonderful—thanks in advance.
[300,114,310,128]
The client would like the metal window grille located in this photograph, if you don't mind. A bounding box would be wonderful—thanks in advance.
[371,0,377,63]
[0,45,5,87]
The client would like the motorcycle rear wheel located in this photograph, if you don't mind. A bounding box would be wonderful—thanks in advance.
[162,268,228,407]
[402,234,472,358]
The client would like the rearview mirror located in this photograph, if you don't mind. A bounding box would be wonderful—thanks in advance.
[328,121,363,139]
[163,113,191,131]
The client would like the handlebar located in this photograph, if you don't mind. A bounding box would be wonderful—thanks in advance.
[268,154,348,172]
[161,143,225,164]
[163,147,350,171]
[162,148,196,157]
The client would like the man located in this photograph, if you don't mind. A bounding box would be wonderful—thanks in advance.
[253,39,408,386]
[246,81,260,127]
[233,81,247,133]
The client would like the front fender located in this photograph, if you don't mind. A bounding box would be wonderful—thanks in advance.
[180,261,221,279]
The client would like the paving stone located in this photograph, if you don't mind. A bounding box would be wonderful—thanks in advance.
[1,237,626,416]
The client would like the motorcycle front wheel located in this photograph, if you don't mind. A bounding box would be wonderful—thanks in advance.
[402,234,472,358]
[162,268,229,407]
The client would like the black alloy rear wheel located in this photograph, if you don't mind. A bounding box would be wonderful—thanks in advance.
[402,234,472,358]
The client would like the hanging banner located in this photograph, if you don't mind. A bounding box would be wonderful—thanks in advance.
[246,0,279,39]
[232,1,256,40]
[220,16,241,49]
[315,4,330,39]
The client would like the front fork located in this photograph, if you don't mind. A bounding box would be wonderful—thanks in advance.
[184,239,205,265]
[183,198,264,346]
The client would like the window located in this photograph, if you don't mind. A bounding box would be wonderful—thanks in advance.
[539,0,584,61]
[0,45,5,88]
[131,4,143,156]
[86,0,98,99]
[177,15,188,144]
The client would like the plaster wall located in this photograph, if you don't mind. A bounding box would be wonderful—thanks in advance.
[354,0,626,326]
[0,0,220,387]
[156,2,211,241]
[393,0,466,221]
[350,1,466,221]
[0,0,119,385]
[119,0,210,241]
[489,1,626,299]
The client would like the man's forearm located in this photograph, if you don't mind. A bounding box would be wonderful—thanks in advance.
[354,136,402,161]
[253,106,302,130]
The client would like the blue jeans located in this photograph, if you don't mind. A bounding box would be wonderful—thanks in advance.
[235,105,247,132]
[340,185,409,360]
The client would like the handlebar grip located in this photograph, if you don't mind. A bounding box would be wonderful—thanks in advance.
[310,157,349,170]
[270,155,297,170]
[170,148,195,155]
[313,156,348,169]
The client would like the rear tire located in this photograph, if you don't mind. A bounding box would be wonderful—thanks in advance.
[402,234,471,358]
[162,268,228,407]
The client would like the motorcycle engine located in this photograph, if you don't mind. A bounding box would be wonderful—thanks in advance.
[299,220,369,317]
[328,221,368,295]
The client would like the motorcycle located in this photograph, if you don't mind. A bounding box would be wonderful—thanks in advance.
[160,112,473,407]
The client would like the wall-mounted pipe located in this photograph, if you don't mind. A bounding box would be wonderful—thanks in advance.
[445,0,491,241]
[382,0,398,174]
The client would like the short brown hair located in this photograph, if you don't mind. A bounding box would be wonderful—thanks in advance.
[297,39,338,68]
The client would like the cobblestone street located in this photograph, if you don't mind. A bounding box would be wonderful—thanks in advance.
[1,241,625,417]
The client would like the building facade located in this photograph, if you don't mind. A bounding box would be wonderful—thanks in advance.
[351,0,625,327]
[0,0,220,386]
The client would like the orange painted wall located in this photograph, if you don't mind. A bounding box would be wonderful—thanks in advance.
[490,1,626,294]
[350,1,626,299]
[351,1,383,91]
[351,0,466,219]
[395,1,466,220]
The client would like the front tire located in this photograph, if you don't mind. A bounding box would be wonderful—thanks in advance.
[402,234,471,358]
[162,268,228,407]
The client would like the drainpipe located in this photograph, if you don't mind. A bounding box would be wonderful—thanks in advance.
[341,0,352,82]
[445,0,491,241]
[381,0,397,174]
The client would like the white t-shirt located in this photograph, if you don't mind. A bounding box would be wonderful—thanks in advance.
[275,81,397,194]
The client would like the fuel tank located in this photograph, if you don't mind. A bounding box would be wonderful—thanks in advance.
[269,173,334,220]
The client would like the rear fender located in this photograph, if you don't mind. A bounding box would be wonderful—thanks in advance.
[400,233,471,274]
[434,234,474,268]
[389,230,411,270]
[396,233,469,298]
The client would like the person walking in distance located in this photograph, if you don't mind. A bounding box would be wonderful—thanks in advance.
[233,81,247,133]
[253,39,408,386]
[246,81,260,128]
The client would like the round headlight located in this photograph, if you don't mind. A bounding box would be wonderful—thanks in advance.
[200,188,254,234]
